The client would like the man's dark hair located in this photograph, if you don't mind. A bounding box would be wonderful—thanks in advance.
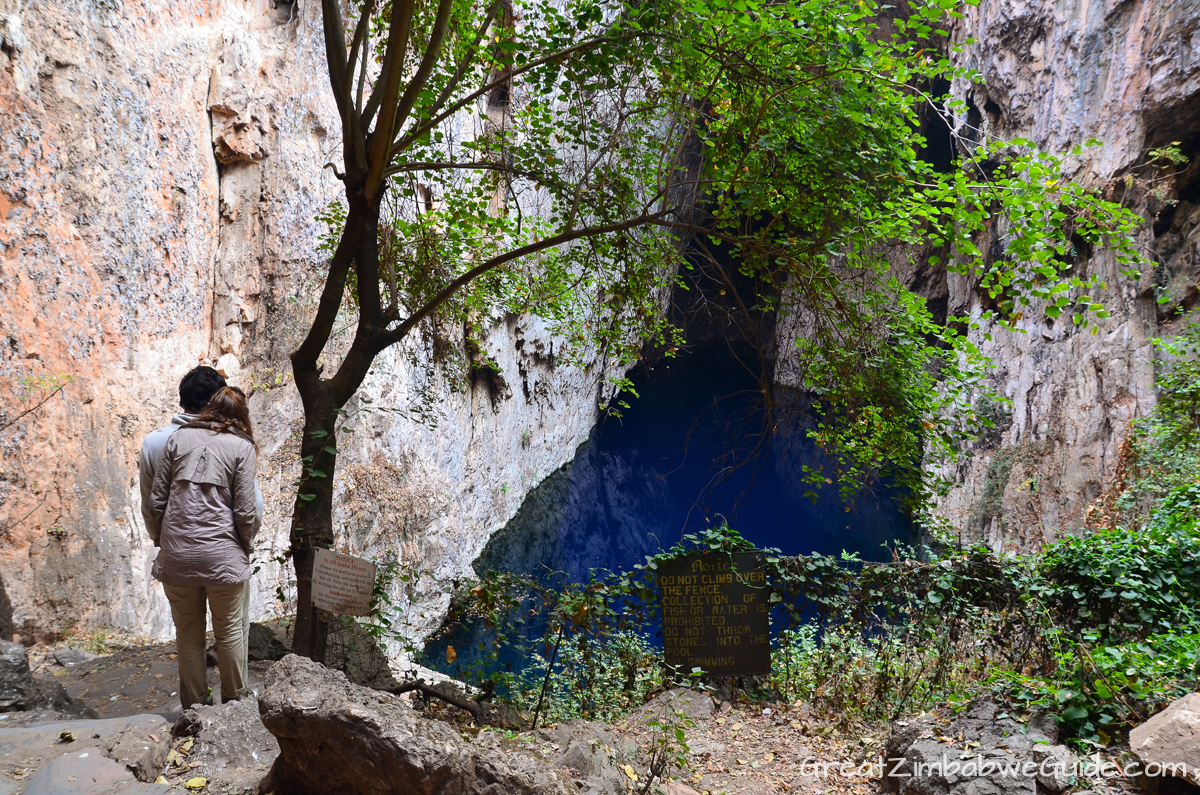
[179,366,227,413]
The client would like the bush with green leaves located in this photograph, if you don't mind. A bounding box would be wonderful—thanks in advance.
[1034,524,1200,644]
[385,502,1198,742]
[996,631,1200,747]
[512,631,664,724]
[1111,323,1200,528]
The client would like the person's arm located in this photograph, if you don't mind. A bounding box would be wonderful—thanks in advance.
[255,482,264,536]
[147,437,176,547]
[138,441,156,537]
[233,445,260,553]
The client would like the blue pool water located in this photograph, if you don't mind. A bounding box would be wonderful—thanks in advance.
[475,343,915,582]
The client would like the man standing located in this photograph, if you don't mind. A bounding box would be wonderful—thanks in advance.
[138,365,263,706]
[141,366,225,519]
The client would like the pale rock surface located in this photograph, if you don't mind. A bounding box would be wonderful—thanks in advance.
[927,0,1200,542]
[777,0,1200,543]
[532,719,637,795]
[0,0,624,646]
[625,687,717,726]
[17,746,168,795]
[1129,692,1200,787]
[883,699,1073,795]
[258,654,575,795]
[173,698,279,793]
[0,713,169,794]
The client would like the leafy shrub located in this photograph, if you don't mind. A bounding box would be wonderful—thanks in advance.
[1111,323,1200,526]
[771,624,997,721]
[513,631,664,724]
[1035,524,1200,643]
[996,632,1200,745]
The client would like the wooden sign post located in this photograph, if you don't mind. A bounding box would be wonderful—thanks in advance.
[658,550,771,676]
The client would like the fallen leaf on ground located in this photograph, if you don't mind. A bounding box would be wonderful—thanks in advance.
[186,776,208,789]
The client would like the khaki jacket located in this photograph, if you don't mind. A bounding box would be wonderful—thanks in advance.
[139,413,262,538]
[148,426,260,586]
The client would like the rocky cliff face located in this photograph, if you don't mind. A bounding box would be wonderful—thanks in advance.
[0,0,619,641]
[918,0,1200,545]
[2,0,1196,641]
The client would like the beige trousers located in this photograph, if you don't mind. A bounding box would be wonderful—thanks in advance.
[163,580,250,709]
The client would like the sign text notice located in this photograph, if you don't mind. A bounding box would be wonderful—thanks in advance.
[311,549,377,616]
[659,550,770,677]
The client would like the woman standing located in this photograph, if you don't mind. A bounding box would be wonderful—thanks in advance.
[147,386,261,709]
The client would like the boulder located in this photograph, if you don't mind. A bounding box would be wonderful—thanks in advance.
[18,746,169,794]
[258,654,575,795]
[54,646,100,667]
[0,639,96,718]
[626,688,715,726]
[0,714,170,793]
[1129,692,1200,788]
[248,622,290,662]
[883,698,1075,795]
[172,698,279,792]
[1031,743,1078,793]
[104,718,171,782]
[0,638,41,711]
[533,719,638,795]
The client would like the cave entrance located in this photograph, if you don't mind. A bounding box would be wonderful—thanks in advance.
[474,339,915,585]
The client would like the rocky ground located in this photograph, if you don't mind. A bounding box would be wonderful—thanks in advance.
[2,637,1195,795]
[23,639,277,723]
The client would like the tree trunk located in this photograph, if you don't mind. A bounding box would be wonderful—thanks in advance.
[289,199,387,663]
[289,395,338,660]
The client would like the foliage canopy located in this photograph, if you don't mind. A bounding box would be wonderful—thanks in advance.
[289,0,1146,655]
[308,0,1142,516]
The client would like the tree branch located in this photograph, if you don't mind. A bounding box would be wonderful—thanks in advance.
[384,211,667,347]
[362,0,416,141]
[384,681,482,720]
[321,0,368,176]
[390,34,613,158]
[321,0,350,118]
[0,383,69,434]
[381,160,542,180]
[425,0,501,124]
[292,209,363,372]
[385,0,457,154]
[345,0,375,101]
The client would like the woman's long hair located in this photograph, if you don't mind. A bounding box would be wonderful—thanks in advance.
[190,386,257,451]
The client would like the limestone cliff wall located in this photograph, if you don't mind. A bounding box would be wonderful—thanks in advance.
[770,0,1200,547]
[0,0,619,641]
[4,0,1198,641]
[924,0,1200,545]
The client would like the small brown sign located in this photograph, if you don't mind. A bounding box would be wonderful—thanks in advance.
[659,550,771,677]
